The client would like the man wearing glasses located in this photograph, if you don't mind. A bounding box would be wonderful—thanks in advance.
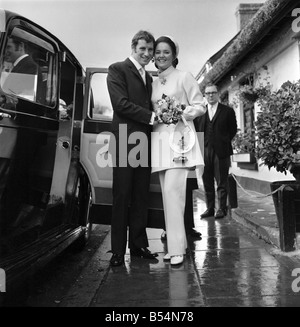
[195,83,237,219]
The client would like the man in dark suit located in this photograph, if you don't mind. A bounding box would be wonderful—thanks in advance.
[107,30,158,267]
[196,83,237,219]
[2,36,40,100]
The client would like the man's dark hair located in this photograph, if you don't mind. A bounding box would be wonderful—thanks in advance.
[8,36,27,52]
[131,30,155,49]
[205,82,219,91]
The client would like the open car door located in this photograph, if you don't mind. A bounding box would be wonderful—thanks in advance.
[80,68,164,228]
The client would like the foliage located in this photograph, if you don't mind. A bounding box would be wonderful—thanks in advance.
[232,79,271,106]
[229,75,271,110]
[236,84,259,104]
[155,94,186,125]
[255,80,300,174]
[232,128,256,154]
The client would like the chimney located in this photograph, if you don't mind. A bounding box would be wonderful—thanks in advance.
[235,3,264,31]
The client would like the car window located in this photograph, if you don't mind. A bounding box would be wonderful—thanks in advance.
[88,70,158,121]
[89,72,113,120]
[0,26,57,108]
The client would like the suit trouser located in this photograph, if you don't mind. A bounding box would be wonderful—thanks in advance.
[111,165,151,255]
[159,168,188,256]
[184,177,198,231]
[202,145,230,211]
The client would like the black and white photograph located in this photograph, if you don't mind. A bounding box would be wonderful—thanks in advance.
[0,0,300,313]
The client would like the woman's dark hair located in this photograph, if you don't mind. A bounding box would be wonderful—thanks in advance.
[154,36,178,68]
[131,30,155,49]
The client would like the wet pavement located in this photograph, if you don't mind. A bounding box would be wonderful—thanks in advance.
[60,186,300,308]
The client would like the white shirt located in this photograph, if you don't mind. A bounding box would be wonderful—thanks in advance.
[129,55,142,70]
[129,56,146,83]
[208,102,218,120]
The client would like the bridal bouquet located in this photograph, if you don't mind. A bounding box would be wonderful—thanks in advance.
[155,94,185,125]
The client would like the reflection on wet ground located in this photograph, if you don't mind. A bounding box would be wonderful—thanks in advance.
[91,196,300,307]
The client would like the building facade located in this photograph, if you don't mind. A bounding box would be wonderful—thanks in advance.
[197,0,300,194]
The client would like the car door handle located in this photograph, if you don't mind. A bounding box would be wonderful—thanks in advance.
[62,141,70,149]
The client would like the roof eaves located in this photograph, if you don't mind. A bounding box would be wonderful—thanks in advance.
[199,0,300,91]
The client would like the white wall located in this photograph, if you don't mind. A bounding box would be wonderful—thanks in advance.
[262,42,300,90]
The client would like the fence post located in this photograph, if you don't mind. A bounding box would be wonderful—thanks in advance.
[228,174,238,209]
[277,185,296,252]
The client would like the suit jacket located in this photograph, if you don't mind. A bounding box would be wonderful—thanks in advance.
[195,102,237,159]
[11,55,39,75]
[107,58,153,135]
[107,58,153,165]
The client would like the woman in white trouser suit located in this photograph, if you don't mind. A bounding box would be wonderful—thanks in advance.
[151,36,206,266]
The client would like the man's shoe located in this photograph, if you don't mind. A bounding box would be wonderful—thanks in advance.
[161,230,167,241]
[214,208,226,219]
[163,253,171,261]
[130,247,158,259]
[187,228,202,239]
[200,209,214,218]
[110,253,124,267]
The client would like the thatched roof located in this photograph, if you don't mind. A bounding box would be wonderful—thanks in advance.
[199,0,300,91]
[195,34,238,81]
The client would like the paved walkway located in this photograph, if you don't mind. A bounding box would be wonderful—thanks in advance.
[60,185,300,308]
[196,184,281,248]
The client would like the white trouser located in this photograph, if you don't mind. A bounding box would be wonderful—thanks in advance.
[159,168,188,256]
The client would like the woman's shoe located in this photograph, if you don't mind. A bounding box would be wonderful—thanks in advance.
[170,255,184,266]
[163,253,171,261]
